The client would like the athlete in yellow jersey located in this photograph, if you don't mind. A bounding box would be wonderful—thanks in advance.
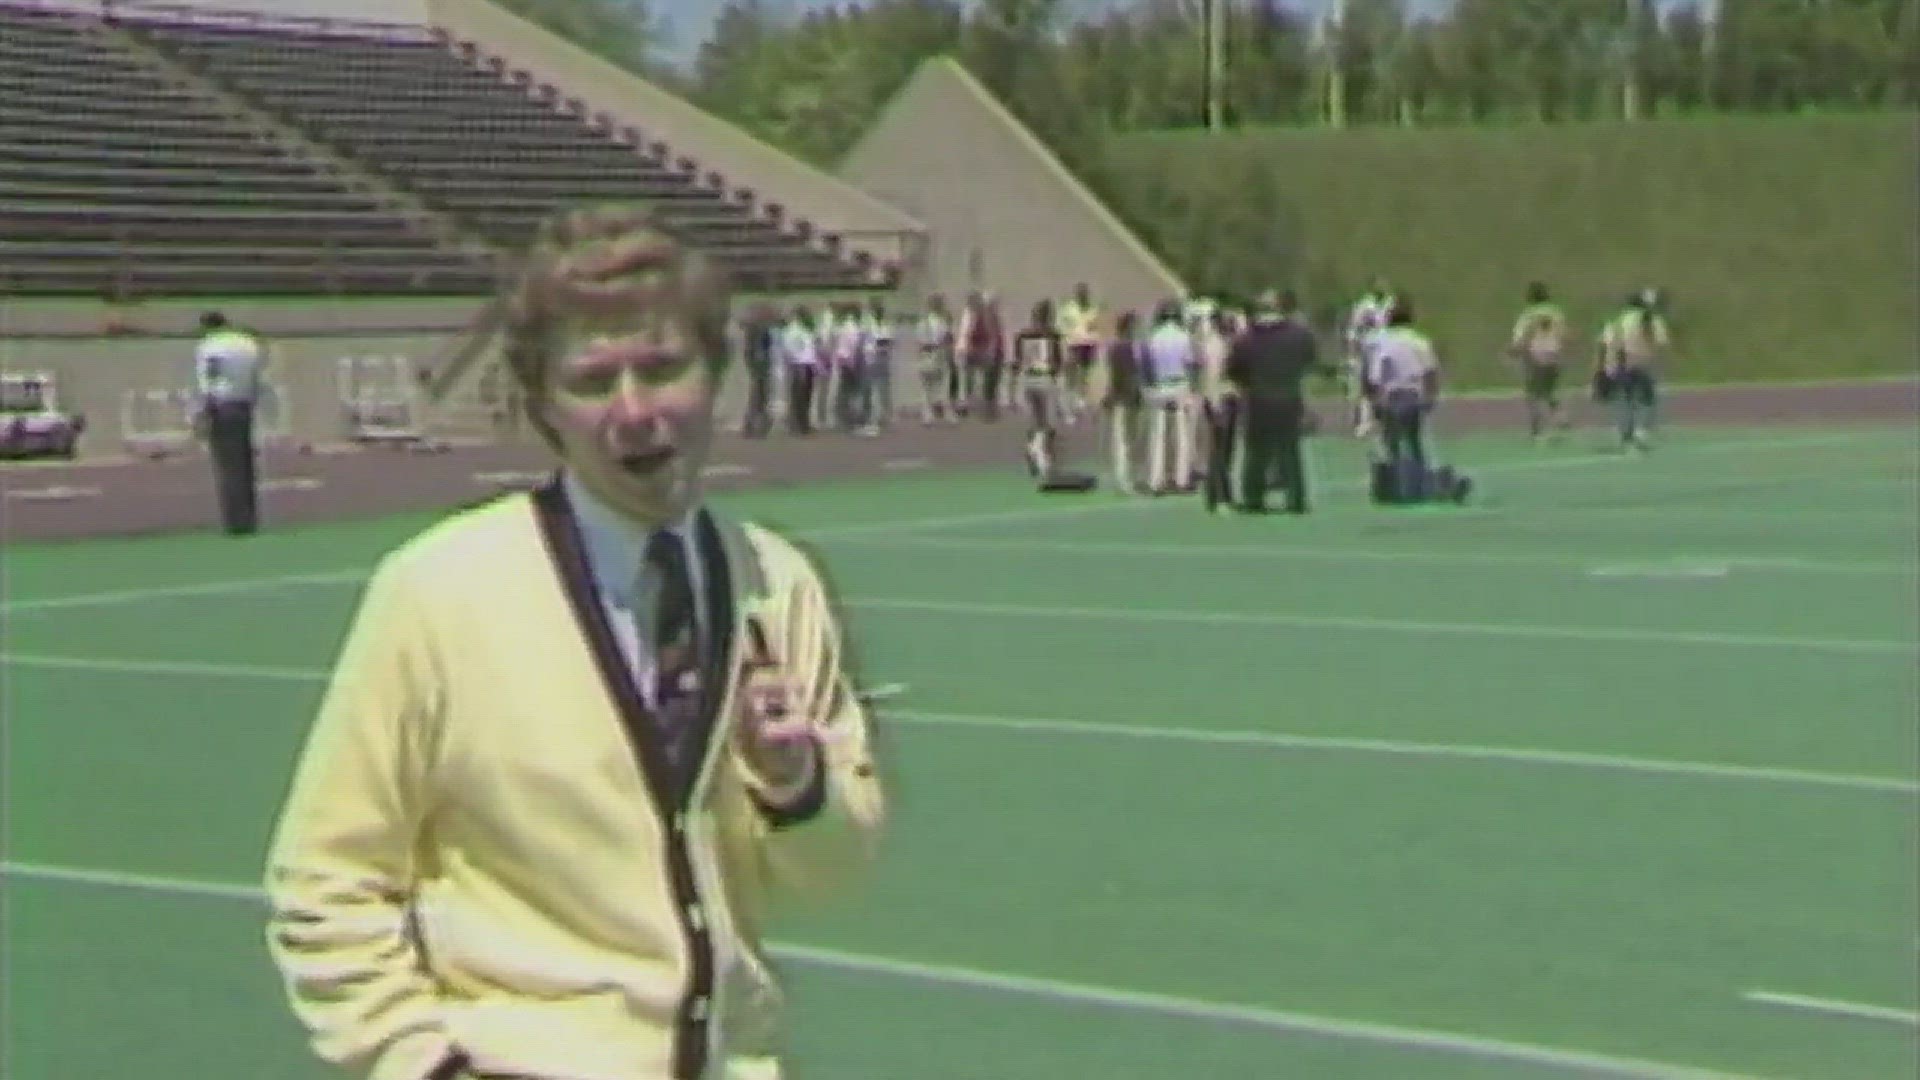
[1596,289,1672,451]
[1057,282,1102,422]
[1508,281,1570,443]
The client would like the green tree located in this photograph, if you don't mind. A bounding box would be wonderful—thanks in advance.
[1713,0,1817,112]
[1898,0,1920,105]
[1651,2,1713,115]
[1331,0,1413,124]
[693,0,782,127]
[692,0,963,165]
[1808,0,1907,108]
[492,0,658,72]
[1222,0,1318,124]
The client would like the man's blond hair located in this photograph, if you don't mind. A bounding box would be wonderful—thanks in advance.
[498,204,732,441]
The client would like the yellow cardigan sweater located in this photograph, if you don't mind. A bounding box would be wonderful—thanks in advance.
[263,481,887,1080]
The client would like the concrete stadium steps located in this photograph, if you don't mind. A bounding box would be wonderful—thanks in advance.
[114,12,890,293]
[0,1,492,297]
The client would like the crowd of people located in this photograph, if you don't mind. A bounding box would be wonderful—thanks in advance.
[176,278,1674,536]
[729,278,1676,511]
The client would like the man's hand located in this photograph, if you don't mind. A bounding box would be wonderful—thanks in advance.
[737,670,818,783]
[733,627,823,802]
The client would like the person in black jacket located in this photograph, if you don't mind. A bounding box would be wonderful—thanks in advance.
[1100,310,1146,493]
[738,302,781,438]
[1224,290,1335,515]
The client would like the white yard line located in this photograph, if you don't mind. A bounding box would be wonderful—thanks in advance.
[830,534,1916,579]
[0,859,1760,1079]
[1516,507,1917,523]
[0,571,363,613]
[845,596,1917,656]
[4,652,1912,797]
[3,429,1887,618]
[888,709,1918,796]
[0,496,1166,616]
[1740,990,1920,1028]
[6,653,324,682]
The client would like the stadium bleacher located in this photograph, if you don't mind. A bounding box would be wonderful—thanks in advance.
[118,8,887,292]
[0,0,891,298]
[0,2,498,296]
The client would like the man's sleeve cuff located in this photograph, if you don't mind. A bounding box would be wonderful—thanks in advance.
[747,739,828,830]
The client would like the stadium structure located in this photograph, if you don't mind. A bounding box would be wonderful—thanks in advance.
[0,0,1182,456]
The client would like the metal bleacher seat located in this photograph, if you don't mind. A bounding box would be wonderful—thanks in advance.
[121,16,880,292]
[0,3,497,296]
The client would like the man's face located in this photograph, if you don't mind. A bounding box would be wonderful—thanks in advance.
[540,312,716,527]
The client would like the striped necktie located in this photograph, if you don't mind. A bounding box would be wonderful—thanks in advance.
[639,529,705,784]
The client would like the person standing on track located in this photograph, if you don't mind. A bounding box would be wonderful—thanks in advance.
[1508,281,1570,443]
[1344,278,1394,438]
[828,302,870,433]
[737,302,780,439]
[1142,301,1197,494]
[1366,297,1443,496]
[777,304,822,436]
[1057,281,1101,423]
[1225,289,1328,515]
[915,294,957,423]
[261,205,887,1080]
[1196,306,1241,512]
[1596,288,1671,452]
[1095,309,1146,494]
[1014,299,1068,479]
[192,310,268,536]
[957,291,1006,420]
[858,297,895,436]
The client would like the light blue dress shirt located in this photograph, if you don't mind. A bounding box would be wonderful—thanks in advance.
[562,472,708,709]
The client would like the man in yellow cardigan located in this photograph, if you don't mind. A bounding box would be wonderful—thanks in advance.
[262,204,888,1080]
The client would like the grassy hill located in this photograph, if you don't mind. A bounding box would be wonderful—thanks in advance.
[1109,112,1919,387]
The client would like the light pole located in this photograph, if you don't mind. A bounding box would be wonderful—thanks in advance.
[1622,0,1643,121]
[1324,0,1348,128]
[1201,0,1227,130]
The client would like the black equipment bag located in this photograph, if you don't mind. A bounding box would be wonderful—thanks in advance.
[1038,470,1097,493]
[1372,461,1472,506]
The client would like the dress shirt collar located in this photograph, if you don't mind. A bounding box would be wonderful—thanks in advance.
[561,470,699,608]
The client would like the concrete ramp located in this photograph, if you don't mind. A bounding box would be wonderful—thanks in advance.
[839,57,1185,322]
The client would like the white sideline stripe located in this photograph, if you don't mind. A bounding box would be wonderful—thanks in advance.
[1587,563,1730,581]
[1740,990,1920,1027]
[4,483,104,501]
[1,428,1886,617]
[0,861,1758,1079]
[832,535,1917,578]
[4,653,1913,796]
[5,654,325,683]
[1,571,364,613]
[889,709,1920,796]
[0,497,1171,615]
[1446,374,1920,399]
[1518,507,1917,523]
[847,596,1918,656]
